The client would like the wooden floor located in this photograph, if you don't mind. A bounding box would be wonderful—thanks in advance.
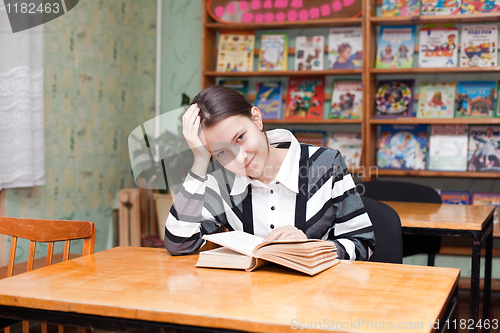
[2,289,498,333]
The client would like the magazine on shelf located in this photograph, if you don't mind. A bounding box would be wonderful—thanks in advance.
[219,80,249,98]
[196,231,340,276]
[328,27,363,70]
[284,76,325,120]
[292,130,327,146]
[329,79,362,119]
[255,81,283,120]
[419,26,458,68]
[382,0,420,16]
[441,190,470,205]
[375,80,414,118]
[460,25,498,68]
[471,192,500,229]
[258,33,288,71]
[417,82,456,118]
[295,36,324,71]
[326,132,362,168]
[467,125,500,172]
[497,80,500,118]
[375,26,416,69]
[461,0,500,13]
[428,124,468,171]
[421,0,461,15]
[377,125,428,170]
[216,32,255,73]
[455,81,496,118]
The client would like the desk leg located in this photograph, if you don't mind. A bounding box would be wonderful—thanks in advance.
[470,231,481,333]
[483,222,493,332]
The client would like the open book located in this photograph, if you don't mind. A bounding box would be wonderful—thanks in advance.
[195,231,340,276]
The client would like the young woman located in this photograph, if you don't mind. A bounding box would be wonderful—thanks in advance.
[164,86,375,260]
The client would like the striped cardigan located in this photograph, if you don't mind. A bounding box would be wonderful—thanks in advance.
[165,143,375,260]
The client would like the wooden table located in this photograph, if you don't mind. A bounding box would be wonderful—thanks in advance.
[384,201,495,333]
[0,246,460,333]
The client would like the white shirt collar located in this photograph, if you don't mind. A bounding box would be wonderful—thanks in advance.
[230,129,300,195]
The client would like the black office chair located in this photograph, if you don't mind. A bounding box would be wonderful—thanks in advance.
[362,197,403,264]
[357,180,442,266]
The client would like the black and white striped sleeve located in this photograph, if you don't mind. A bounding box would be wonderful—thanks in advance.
[164,170,226,255]
[329,153,375,261]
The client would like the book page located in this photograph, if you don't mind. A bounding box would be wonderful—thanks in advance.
[202,231,264,257]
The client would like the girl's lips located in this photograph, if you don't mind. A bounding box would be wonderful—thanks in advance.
[245,155,255,168]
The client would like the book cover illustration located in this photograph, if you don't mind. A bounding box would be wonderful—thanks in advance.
[377,125,428,170]
[498,80,500,117]
[258,33,287,71]
[471,192,500,228]
[219,80,249,97]
[441,190,470,205]
[455,81,496,118]
[217,32,255,72]
[460,25,498,67]
[328,27,363,69]
[326,132,362,168]
[295,36,324,71]
[382,0,421,16]
[329,80,362,119]
[375,26,416,69]
[461,0,500,13]
[417,82,456,118]
[419,27,458,68]
[255,81,283,120]
[421,0,461,15]
[285,76,325,119]
[375,80,414,118]
[467,126,500,172]
[292,130,327,147]
[428,124,468,171]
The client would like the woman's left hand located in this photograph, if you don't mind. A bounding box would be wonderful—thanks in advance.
[263,225,307,242]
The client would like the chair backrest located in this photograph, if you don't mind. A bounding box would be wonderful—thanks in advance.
[362,197,403,264]
[357,180,442,204]
[0,217,95,277]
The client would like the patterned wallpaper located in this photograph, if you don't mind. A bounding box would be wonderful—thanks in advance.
[6,0,157,261]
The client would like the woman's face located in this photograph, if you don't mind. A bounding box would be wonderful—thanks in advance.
[200,107,269,179]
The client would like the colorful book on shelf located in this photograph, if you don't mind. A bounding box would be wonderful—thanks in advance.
[295,36,324,71]
[455,81,496,118]
[196,230,340,276]
[216,31,255,73]
[375,80,414,118]
[377,125,428,170]
[255,81,283,120]
[421,0,461,15]
[219,80,249,98]
[328,27,363,70]
[428,125,468,171]
[460,25,498,67]
[284,76,325,120]
[418,26,458,68]
[417,82,456,118]
[292,130,327,147]
[326,132,362,168]
[467,125,500,172]
[441,190,470,205]
[375,26,416,69]
[461,0,500,13]
[471,192,500,229]
[498,80,500,117]
[329,79,362,119]
[382,0,421,16]
[258,33,288,71]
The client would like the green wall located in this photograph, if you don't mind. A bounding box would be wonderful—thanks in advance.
[6,0,157,261]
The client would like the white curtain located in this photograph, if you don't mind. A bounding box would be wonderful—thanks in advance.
[0,5,45,190]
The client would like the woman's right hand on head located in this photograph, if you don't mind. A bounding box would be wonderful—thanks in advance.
[182,103,211,162]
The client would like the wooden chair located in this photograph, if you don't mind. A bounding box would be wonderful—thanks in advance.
[0,217,95,333]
